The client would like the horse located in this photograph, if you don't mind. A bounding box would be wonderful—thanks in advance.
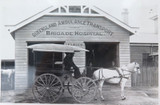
[93,62,140,100]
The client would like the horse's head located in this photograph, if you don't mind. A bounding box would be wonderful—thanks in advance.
[121,62,140,74]
[133,62,141,74]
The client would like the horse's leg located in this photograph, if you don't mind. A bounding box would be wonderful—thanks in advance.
[120,78,128,100]
[94,81,99,100]
[98,79,105,100]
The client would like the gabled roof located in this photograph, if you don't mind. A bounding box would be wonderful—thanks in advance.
[6,5,137,36]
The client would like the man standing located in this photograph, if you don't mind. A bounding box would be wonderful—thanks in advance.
[63,53,81,79]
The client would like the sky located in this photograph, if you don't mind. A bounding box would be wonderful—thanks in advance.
[0,0,158,59]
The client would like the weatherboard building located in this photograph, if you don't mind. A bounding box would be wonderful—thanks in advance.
[7,5,137,91]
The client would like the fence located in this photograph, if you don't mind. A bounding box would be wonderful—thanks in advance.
[131,55,158,87]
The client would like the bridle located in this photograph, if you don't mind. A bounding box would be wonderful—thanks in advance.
[121,62,140,73]
[121,62,139,76]
[121,69,135,73]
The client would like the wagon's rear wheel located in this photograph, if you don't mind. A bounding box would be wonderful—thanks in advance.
[71,77,97,103]
[32,73,64,103]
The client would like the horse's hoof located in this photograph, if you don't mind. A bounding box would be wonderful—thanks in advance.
[94,98,97,100]
[101,97,105,101]
[121,97,126,100]
[101,99,105,101]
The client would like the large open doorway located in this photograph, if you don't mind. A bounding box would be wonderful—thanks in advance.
[85,42,119,68]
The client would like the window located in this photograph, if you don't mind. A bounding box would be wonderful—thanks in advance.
[61,7,66,13]
[69,6,81,13]
[50,8,59,13]
[1,60,15,69]
[83,8,89,13]
[91,9,98,14]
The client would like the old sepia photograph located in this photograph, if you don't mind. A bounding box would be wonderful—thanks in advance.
[0,0,159,105]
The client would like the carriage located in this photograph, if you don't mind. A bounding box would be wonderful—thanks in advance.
[28,43,97,103]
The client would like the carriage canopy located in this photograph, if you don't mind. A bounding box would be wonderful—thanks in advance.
[27,43,88,53]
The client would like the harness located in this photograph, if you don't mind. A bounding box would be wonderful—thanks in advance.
[98,68,105,80]
[98,67,131,84]
[97,62,139,84]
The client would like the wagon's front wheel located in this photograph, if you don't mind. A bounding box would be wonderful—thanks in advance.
[71,77,97,103]
[32,73,64,103]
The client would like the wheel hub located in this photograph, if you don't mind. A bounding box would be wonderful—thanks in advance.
[46,87,50,90]
[83,88,87,92]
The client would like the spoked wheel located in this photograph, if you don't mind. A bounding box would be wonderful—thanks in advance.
[67,82,72,95]
[71,77,97,103]
[32,73,64,103]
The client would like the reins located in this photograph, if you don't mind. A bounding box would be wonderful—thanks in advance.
[97,68,130,81]
[121,69,135,73]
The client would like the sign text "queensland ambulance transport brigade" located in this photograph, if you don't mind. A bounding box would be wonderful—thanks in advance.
[32,19,113,37]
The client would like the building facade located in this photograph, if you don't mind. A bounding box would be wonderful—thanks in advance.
[7,5,136,90]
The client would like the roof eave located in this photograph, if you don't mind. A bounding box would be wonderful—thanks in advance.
[5,6,55,34]
[6,5,137,35]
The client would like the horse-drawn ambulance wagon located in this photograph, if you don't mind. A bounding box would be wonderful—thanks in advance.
[28,43,140,103]
[27,43,97,103]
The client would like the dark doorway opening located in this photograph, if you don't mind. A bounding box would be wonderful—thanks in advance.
[85,42,119,68]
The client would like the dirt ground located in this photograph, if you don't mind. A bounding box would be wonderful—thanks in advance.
[1,85,158,105]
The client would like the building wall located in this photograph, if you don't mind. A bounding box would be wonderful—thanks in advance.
[15,38,28,90]
[130,43,158,65]
[130,43,158,87]
[14,16,131,90]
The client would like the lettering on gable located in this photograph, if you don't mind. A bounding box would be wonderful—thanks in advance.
[32,19,113,37]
